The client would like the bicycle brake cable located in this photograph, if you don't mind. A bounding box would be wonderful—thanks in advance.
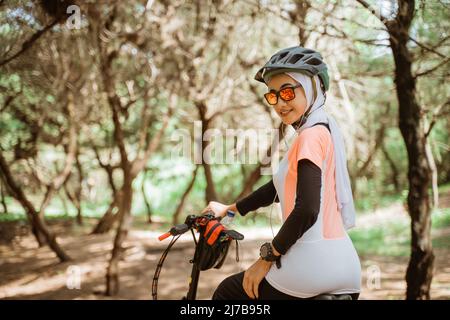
[152,234,181,300]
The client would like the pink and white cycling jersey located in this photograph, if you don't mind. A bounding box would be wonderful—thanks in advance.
[265,125,361,298]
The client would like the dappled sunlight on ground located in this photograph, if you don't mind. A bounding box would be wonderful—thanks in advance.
[0,213,449,300]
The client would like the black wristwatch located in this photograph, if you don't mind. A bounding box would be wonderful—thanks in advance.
[260,242,281,269]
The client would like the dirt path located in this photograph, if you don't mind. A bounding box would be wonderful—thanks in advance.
[0,223,449,300]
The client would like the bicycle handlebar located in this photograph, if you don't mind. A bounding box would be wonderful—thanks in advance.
[157,212,242,241]
[158,221,193,241]
[158,232,171,241]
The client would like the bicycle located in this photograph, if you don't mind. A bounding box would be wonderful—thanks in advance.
[152,212,356,300]
[152,212,244,300]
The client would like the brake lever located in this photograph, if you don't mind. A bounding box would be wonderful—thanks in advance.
[158,223,190,241]
[223,229,244,241]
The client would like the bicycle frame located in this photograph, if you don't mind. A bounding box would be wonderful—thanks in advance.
[185,239,201,300]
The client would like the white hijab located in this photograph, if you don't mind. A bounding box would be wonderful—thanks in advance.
[284,72,356,230]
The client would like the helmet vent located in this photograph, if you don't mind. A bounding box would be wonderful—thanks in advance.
[306,57,322,66]
[277,52,289,62]
[288,54,304,64]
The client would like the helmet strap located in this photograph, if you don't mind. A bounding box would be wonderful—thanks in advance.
[311,76,317,103]
[293,76,318,131]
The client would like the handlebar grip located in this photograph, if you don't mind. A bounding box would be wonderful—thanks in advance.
[158,232,171,241]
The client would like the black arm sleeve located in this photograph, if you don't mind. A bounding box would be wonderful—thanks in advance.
[272,159,321,255]
[235,179,279,216]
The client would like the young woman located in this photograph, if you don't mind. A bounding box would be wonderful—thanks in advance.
[202,46,361,300]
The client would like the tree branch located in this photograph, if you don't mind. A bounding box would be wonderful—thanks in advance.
[355,0,390,27]
[409,36,447,59]
[92,144,120,195]
[0,18,59,67]
[414,56,450,78]
[425,98,450,138]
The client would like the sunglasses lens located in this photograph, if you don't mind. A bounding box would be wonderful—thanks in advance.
[264,92,277,105]
[280,87,295,101]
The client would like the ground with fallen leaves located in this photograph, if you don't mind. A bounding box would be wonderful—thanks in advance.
[0,214,449,300]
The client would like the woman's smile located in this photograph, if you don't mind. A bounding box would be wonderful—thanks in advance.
[280,109,293,116]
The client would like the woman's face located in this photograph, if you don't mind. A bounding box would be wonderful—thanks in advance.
[266,74,307,125]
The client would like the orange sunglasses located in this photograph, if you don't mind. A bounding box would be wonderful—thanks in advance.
[264,84,303,105]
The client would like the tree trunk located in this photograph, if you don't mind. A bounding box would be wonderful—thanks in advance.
[196,101,218,203]
[75,200,83,225]
[31,222,47,247]
[202,161,217,203]
[91,155,119,233]
[141,170,153,223]
[356,113,388,177]
[0,179,8,213]
[172,166,199,225]
[236,164,263,200]
[387,1,435,299]
[290,0,311,45]
[59,191,69,216]
[425,140,439,209]
[105,175,133,296]
[64,183,83,226]
[34,186,53,245]
[75,151,84,225]
[0,151,71,261]
[91,194,120,234]
[381,143,401,193]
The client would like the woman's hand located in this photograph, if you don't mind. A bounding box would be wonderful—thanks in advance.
[242,258,272,299]
[201,201,238,219]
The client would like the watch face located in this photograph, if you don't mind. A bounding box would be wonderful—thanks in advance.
[260,244,269,257]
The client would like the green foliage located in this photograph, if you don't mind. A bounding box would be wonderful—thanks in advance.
[349,206,450,257]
